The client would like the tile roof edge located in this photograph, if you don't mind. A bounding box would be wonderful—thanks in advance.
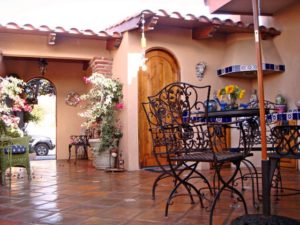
[104,9,280,36]
[0,22,122,40]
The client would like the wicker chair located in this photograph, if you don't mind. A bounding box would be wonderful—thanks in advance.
[0,136,31,185]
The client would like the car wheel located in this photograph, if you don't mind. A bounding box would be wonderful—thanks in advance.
[35,143,49,156]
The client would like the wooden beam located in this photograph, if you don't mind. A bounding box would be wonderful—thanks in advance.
[144,16,159,31]
[106,38,122,50]
[192,24,220,39]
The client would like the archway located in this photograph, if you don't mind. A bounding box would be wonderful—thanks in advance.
[25,78,57,159]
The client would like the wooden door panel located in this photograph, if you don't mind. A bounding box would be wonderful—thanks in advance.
[138,50,179,167]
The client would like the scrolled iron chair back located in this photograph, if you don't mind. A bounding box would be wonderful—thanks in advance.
[238,118,261,154]
[242,100,277,147]
[271,126,300,156]
[148,82,211,155]
[142,102,166,149]
[148,82,211,126]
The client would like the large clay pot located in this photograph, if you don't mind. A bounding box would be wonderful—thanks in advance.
[88,138,113,170]
[93,150,113,170]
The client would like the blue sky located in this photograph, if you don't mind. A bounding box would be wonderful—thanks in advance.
[0,0,217,30]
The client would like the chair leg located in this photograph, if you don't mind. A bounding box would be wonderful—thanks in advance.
[84,145,88,159]
[209,161,248,225]
[68,145,72,161]
[243,158,260,209]
[152,172,171,200]
[1,170,5,185]
[75,146,78,164]
[27,161,31,181]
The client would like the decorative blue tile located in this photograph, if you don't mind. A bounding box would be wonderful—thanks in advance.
[216,118,222,123]
[279,65,285,71]
[232,65,240,72]
[224,117,232,123]
[281,113,287,121]
[217,63,285,76]
[272,114,278,122]
[287,112,293,121]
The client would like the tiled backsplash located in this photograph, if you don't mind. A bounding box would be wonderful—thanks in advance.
[217,63,285,76]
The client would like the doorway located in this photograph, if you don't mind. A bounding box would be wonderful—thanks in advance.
[138,49,180,167]
[25,78,57,160]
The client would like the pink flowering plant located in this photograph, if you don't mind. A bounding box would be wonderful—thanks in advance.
[0,76,39,137]
[79,73,123,153]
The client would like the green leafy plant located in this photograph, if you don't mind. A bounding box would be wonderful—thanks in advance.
[79,73,123,154]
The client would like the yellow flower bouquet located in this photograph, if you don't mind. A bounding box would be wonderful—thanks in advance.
[217,84,245,109]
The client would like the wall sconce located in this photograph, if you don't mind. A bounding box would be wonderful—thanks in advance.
[140,13,148,71]
[196,61,207,80]
[39,58,48,76]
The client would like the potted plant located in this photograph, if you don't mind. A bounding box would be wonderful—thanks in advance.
[275,94,287,113]
[217,84,245,110]
[79,73,123,169]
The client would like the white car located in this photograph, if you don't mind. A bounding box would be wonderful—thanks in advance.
[29,135,55,156]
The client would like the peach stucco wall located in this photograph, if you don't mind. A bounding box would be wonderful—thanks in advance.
[111,32,141,171]
[261,3,300,108]
[0,33,111,160]
[113,28,253,170]
[0,33,109,60]
[3,59,90,160]
[1,2,299,170]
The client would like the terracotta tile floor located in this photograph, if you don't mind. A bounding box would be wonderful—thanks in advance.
[0,160,300,225]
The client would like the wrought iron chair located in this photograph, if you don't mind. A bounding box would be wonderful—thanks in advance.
[232,100,278,208]
[68,135,89,164]
[142,102,212,201]
[0,136,31,185]
[268,125,300,197]
[148,82,249,225]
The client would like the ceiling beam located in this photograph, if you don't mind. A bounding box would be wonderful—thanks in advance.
[192,24,220,39]
[106,38,122,50]
[144,16,159,31]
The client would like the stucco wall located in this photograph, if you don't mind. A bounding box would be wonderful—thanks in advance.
[1,4,299,170]
[261,3,300,108]
[111,32,141,171]
[3,58,90,159]
[0,33,109,60]
[0,33,112,160]
[114,28,253,170]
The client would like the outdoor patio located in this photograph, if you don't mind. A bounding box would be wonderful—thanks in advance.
[0,160,300,225]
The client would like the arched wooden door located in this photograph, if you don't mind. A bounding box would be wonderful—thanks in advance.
[138,49,179,167]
